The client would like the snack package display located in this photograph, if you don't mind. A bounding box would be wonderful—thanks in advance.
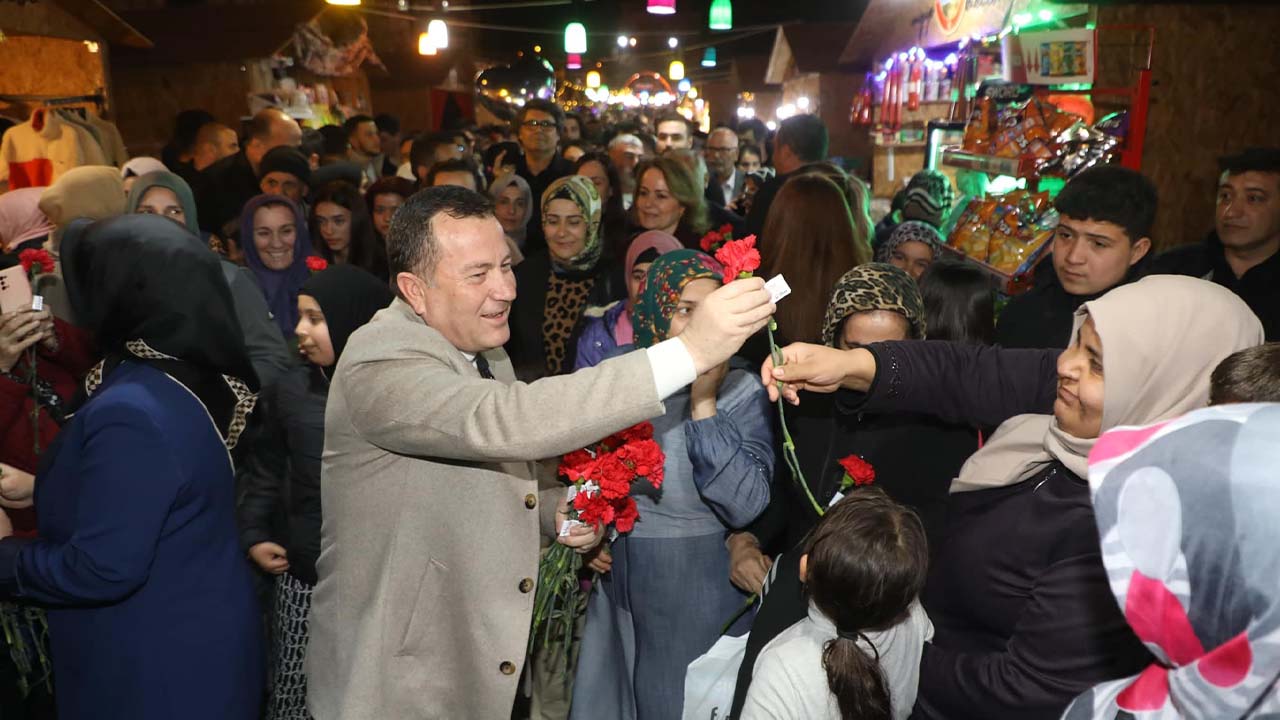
[948,191,1057,276]
[948,198,999,261]
[986,192,1054,274]
[960,94,1126,179]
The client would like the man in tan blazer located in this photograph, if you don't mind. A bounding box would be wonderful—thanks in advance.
[305,186,774,719]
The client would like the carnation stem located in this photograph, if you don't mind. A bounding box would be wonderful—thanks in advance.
[767,322,823,518]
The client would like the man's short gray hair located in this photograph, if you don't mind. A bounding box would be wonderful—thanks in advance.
[608,133,643,150]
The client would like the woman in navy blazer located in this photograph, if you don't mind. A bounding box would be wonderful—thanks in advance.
[0,215,264,719]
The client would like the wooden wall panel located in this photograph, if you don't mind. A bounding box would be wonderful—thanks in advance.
[0,35,105,99]
[1096,3,1280,250]
[109,61,254,156]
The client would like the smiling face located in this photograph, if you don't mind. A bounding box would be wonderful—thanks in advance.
[371,192,404,237]
[495,185,529,234]
[415,214,517,353]
[665,277,719,339]
[136,186,186,226]
[1055,315,1106,439]
[1216,170,1280,255]
[252,204,298,270]
[295,294,336,367]
[887,240,935,282]
[543,197,588,263]
[1051,216,1150,296]
[315,201,352,256]
[635,167,685,234]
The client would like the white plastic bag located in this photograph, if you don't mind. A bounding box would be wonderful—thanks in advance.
[682,632,749,720]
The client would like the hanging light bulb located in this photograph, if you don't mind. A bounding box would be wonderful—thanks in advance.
[418,31,437,55]
[668,60,685,81]
[617,35,629,48]
[647,0,676,15]
[326,0,360,5]
[586,70,602,88]
[677,78,692,93]
[564,22,587,54]
[426,19,448,50]
[567,53,583,70]
[709,0,732,30]
[701,47,717,67]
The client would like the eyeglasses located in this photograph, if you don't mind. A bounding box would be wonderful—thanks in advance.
[522,120,558,130]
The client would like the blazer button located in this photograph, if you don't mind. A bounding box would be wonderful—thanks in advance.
[519,577,533,593]
[500,661,516,675]
[524,493,537,509]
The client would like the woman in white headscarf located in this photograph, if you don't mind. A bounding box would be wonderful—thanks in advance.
[759,275,1264,719]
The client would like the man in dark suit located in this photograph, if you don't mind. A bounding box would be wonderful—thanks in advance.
[745,114,829,237]
[194,108,302,237]
[704,127,744,208]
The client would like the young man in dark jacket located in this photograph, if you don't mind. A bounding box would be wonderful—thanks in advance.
[995,166,1155,349]
[1151,147,1280,340]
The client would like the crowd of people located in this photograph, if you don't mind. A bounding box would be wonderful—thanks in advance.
[0,92,1277,720]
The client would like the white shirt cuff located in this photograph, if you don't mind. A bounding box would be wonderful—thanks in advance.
[645,338,698,401]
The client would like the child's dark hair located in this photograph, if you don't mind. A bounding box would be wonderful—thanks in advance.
[1053,165,1158,244]
[1210,343,1280,405]
[919,260,996,345]
[804,487,928,720]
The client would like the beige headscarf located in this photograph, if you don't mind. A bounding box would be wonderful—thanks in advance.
[34,166,126,323]
[951,275,1264,493]
[38,166,126,236]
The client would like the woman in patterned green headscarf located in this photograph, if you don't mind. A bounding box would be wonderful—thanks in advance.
[508,175,624,378]
[573,251,774,720]
[630,249,724,348]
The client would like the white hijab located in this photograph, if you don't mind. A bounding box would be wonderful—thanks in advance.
[951,275,1264,493]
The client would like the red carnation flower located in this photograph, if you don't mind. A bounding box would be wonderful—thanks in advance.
[18,248,55,276]
[617,438,664,489]
[719,223,734,235]
[699,230,724,253]
[594,452,636,500]
[574,491,615,528]
[714,235,761,284]
[838,455,876,486]
[559,448,596,480]
[305,256,328,273]
[612,497,640,533]
[619,422,654,443]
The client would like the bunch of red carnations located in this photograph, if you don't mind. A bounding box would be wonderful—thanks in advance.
[529,421,664,667]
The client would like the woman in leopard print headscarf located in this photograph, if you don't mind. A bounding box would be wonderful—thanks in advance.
[822,262,927,347]
[507,175,624,379]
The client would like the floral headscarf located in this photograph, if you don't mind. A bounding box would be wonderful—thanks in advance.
[1064,403,1280,720]
[822,263,925,346]
[541,175,603,274]
[630,249,723,349]
[875,220,943,263]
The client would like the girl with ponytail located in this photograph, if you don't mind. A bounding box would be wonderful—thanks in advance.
[741,487,933,720]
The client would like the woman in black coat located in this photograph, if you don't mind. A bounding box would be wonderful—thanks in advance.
[238,264,392,720]
[727,264,980,717]
[755,275,1263,718]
